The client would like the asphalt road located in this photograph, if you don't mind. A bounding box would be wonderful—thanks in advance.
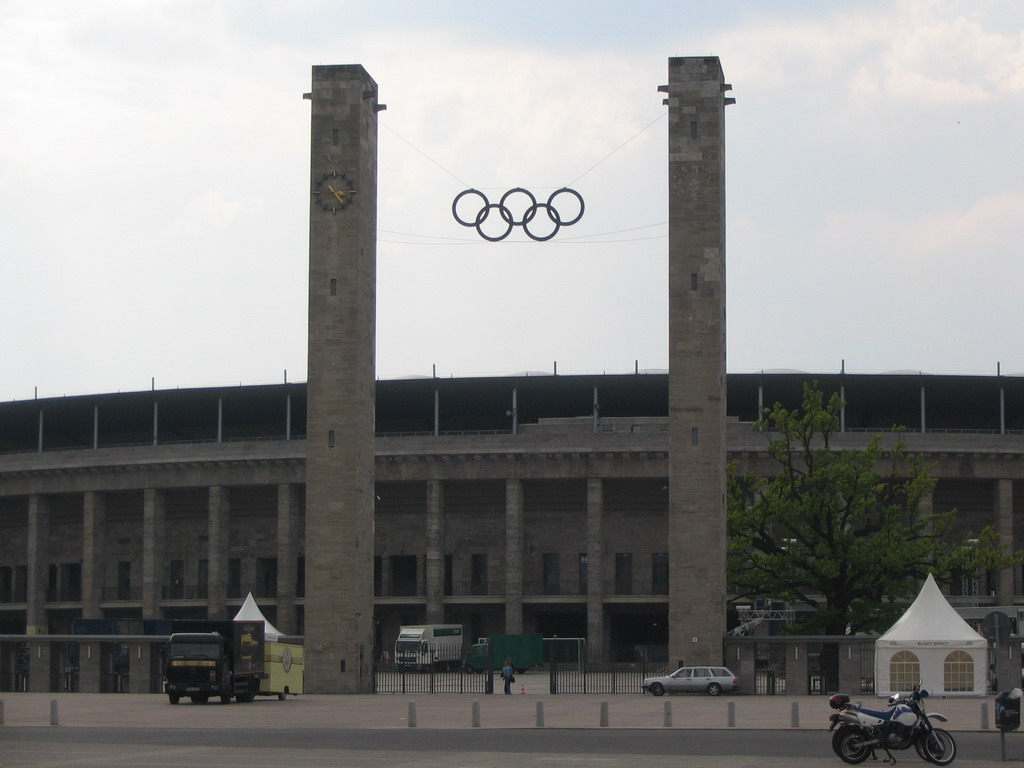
[0,726,1016,767]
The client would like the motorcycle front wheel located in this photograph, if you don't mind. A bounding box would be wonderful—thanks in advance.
[917,728,956,766]
[832,726,872,764]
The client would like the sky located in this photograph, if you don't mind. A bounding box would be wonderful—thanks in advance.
[1,0,1022,401]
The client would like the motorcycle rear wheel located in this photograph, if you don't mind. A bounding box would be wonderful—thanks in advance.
[918,728,956,766]
[832,726,872,764]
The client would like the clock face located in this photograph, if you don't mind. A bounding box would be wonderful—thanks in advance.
[313,170,356,213]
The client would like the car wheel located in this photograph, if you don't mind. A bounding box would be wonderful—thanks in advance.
[649,682,665,696]
[706,682,723,696]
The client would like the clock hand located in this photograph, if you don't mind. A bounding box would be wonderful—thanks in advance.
[327,184,351,202]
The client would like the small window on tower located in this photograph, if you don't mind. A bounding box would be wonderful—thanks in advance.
[332,128,339,146]
[690,121,698,139]
[330,278,337,296]
[690,273,698,291]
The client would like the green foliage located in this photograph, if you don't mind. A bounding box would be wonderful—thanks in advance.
[727,383,1019,635]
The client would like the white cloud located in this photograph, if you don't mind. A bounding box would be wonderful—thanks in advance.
[1,1,1023,398]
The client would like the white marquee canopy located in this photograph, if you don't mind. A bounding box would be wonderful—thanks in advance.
[874,573,987,697]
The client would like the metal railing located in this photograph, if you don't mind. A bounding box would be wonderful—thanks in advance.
[523,578,586,596]
[603,579,669,596]
[161,584,209,601]
[45,586,82,603]
[100,585,142,602]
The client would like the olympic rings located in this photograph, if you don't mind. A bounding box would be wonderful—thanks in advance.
[452,187,585,242]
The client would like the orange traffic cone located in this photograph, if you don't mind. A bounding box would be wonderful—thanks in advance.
[520,684,526,694]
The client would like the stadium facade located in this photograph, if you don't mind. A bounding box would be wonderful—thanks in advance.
[2,59,1023,693]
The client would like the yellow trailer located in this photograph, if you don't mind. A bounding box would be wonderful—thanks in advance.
[259,641,303,699]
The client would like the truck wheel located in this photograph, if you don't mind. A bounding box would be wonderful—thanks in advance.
[168,693,180,705]
[278,692,286,701]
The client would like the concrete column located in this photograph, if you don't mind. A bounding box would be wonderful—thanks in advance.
[27,641,50,693]
[304,64,381,693]
[996,478,1014,604]
[919,489,933,519]
[664,57,731,667]
[26,495,49,635]
[785,642,809,696]
[839,642,864,695]
[78,641,101,693]
[82,491,106,617]
[276,484,300,634]
[207,486,229,620]
[504,479,524,634]
[129,642,152,693]
[141,488,165,620]
[586,479,605,648]
[425,480,445,624]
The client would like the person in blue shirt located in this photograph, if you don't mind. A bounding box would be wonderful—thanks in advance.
[501,658,514,694]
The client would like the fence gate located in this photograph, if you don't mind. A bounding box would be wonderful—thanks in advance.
[808,642,840,695]
[754,641,787,695]
[859,642,875,694]
[547,642,666,695]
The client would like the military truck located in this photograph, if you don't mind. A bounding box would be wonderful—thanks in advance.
[163,620,265,704]
[463,633,544,674]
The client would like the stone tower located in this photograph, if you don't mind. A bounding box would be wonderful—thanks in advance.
[303,65,382,693]
[663,57,733,667]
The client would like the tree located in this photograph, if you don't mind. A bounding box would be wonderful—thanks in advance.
[727,383,1018,635]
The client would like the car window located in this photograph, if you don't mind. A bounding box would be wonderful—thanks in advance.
[711,668,728,676]
[693,667,710,677]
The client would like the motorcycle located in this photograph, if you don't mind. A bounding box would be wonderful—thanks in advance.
[827,683,956,765]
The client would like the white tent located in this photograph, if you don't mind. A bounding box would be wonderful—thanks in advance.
[232,592,282,641]
[874,573,987,697]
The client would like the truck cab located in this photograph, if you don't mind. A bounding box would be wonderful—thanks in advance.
[163,620,264,704]
[165,632,232,704]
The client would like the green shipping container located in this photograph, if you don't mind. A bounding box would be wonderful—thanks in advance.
[464,633,544,673]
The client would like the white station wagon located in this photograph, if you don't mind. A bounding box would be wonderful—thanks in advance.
[641,665,740,696]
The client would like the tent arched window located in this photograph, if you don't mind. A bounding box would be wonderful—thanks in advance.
[890,650,920,691]
[943,650,975,692]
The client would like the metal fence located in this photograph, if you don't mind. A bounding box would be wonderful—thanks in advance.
[373,642,669,695]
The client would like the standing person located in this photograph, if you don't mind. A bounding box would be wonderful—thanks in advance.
[502,658,514,694]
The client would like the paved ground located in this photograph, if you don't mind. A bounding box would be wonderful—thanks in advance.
[0,690,1010,730]
[2,692,1021,767]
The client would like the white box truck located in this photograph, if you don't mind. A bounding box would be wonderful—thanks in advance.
[395,624,463,671]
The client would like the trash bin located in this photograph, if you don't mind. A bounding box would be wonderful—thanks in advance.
[995,689,1022,732]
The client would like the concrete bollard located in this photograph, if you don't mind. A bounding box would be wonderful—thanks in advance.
[407,700,417,728]
[472,700,480,728]
[663,700,672,728]
[536,700,544,727]
[981,702,989,730]
[791,701,800,728]
[50,699,59,726]
[600,700,609,727]
[727,700,735,728]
